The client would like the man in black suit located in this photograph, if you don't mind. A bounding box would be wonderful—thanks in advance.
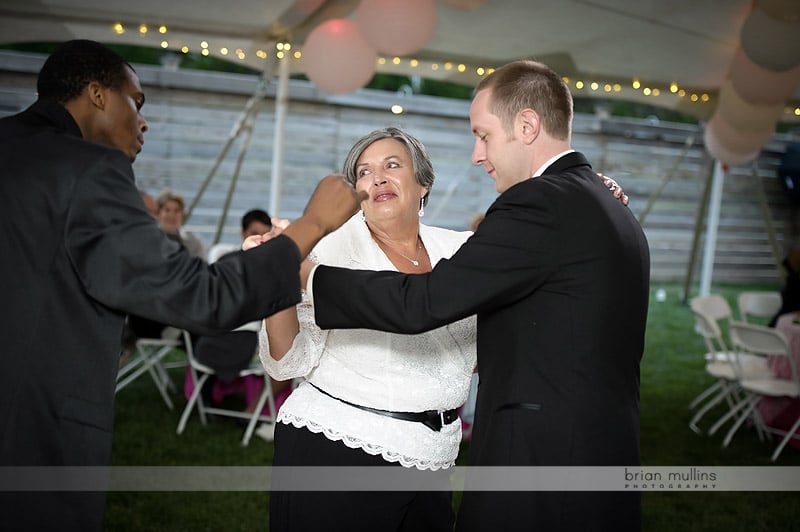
[309,60,650,531]
[0,40,363,531]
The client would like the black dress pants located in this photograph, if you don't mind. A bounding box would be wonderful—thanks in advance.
[269,423,455,532]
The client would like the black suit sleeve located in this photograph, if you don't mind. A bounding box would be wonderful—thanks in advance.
[65,151,301,335]
[313,183,559,333]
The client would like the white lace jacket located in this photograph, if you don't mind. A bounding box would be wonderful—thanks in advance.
[259,213,477,470]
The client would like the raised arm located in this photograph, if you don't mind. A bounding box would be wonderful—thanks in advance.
[281,174,367,258]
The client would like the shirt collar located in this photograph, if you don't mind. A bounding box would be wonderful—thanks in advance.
[531,149,575,178]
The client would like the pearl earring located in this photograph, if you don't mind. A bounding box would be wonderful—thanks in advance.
[418,200,425,218]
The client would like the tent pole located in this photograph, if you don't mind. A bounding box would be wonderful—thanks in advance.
[269,54,290,218]
[184,53,278,222]
[213,116,256,244]
[682,159,714,303]
[637,134,695,226]
[751,161,784,280]
[699,160,726,296]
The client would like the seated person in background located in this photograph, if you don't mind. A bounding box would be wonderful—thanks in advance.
[156,187,206,259]
[190,209,294,414]
[771,248,800,326]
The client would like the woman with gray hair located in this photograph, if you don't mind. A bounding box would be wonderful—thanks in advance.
[259,127,477,531]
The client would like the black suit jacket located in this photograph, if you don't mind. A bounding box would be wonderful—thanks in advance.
[313,152,650,531]
[0,100,301,530]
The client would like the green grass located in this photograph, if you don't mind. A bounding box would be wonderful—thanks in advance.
[107,282,800,531]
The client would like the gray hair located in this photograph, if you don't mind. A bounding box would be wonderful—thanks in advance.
[342,127,435,205]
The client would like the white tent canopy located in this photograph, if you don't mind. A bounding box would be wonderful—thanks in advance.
[1,0,799,293]
[2,0,798,115]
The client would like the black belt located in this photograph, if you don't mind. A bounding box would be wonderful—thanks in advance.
[309,382,459,432]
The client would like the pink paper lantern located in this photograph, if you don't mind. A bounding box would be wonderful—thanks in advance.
[729,47,800,105]
[302,18,378,94]
[356,0,437,56]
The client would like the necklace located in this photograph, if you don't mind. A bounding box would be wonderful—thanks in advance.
[381,236,422,267]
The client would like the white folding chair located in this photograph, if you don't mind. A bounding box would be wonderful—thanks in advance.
[687,308,742,433]
[688,296,772,434]
[116,326,184,410]
[721,321,800,461]
[690,295,734,362]
[737,291,782,324]
[176,328,278,446]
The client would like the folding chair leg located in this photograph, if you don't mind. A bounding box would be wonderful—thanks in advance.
[722,396,759,448]
[708,396,749,436]
[242,384,272,446]
[770,415,800,462]
[144,346,175,410]
[689,380,724,411]
[177,373,210,434]
[689,384,730,434]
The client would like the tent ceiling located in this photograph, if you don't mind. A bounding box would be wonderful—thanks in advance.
[0,0,797,120]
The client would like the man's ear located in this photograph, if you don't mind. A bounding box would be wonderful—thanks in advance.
[86,81,105,110]
[518,108,539,145]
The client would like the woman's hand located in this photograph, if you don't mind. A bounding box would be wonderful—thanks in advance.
[598,173,629,206]
[241,218,292,251]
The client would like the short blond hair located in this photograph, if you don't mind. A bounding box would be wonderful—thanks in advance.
[156,188,186,213]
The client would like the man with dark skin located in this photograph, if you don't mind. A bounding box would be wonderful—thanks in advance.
[0,39,364,531]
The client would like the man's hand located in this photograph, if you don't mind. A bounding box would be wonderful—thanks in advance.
[598,173,629,206]
[282,174,367,258]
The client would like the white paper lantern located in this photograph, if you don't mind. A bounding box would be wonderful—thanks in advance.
[740,7,800,72]
[356,0,437,56]
[729,47,800,105]
[302,19,378,94]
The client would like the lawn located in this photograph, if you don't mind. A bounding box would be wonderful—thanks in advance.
[106,282,800,531]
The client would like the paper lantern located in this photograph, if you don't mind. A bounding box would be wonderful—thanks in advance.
[439,0,488,9]
[302,19,378,94]
[754,0,800,22]
[706,113,774,155]
[356,0,437,56]
[740,7,800,72]
[716,80,785,132]
[729,47,800,105]
[704,118,762,167]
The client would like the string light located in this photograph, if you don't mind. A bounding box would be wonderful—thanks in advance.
[105,22,799,114]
